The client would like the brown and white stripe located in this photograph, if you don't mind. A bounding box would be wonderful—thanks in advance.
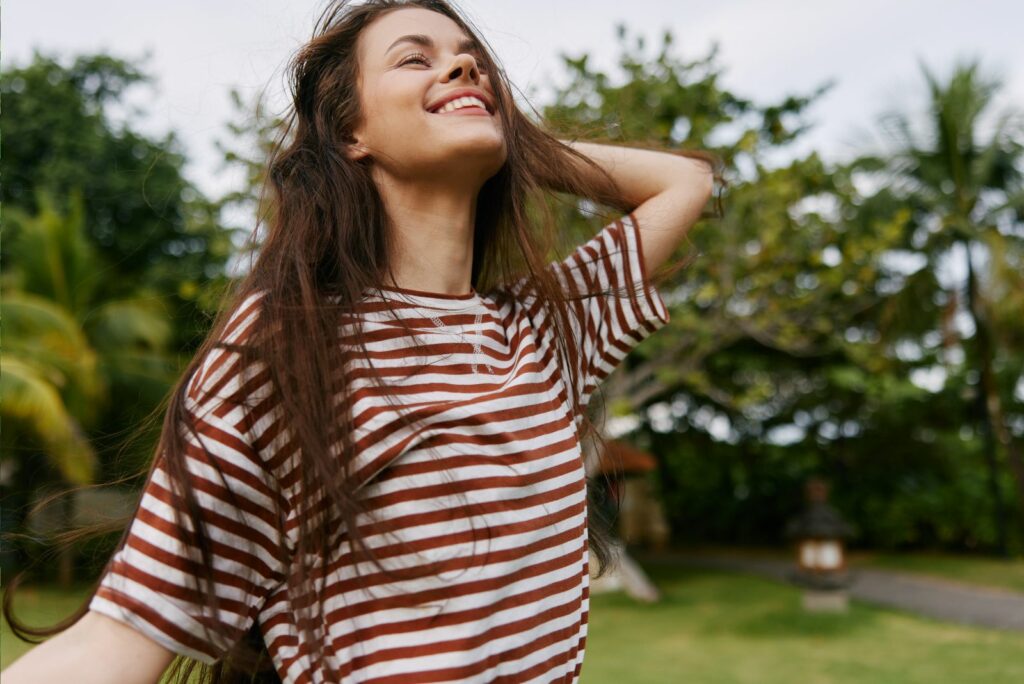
[89,212,670,683]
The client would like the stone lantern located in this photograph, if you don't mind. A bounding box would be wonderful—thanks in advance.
[784,477,855,612]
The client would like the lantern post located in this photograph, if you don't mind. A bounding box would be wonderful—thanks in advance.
[784,477,855,613]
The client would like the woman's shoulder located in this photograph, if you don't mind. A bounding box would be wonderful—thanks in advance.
[187,289,270,411]
[219,288,269,344]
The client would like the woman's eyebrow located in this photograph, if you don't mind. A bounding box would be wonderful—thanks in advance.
[385,34,479,56]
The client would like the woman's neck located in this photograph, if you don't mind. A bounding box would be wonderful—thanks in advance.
[374,174,479,296]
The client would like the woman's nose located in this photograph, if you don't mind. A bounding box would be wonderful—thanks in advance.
[445,54,480,83]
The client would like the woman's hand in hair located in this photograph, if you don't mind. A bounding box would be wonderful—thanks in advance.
[551,138,715,274]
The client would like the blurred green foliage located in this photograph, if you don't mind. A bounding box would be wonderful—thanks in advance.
[2,21,1023,586]
[0,52,244,580]
[543,26,1024,555]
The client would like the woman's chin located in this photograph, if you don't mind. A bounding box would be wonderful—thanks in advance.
[433,132,505,159]
[417,149,506,184]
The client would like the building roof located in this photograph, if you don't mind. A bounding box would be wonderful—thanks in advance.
[595,439,658,475]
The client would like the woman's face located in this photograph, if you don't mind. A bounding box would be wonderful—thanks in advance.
[349,8,507,185]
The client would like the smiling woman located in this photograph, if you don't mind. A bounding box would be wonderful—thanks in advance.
[342,5,509,279]
[2,1,723,683]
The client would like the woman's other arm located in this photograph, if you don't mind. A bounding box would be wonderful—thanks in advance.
[3,610,175,684]
[552,139,715,275]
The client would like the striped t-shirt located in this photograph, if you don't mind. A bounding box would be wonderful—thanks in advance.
[89,212,671,683]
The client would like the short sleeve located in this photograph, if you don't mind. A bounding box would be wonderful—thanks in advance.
[88,291,285,664]
[554,212,671,405]
[499,212,671,410]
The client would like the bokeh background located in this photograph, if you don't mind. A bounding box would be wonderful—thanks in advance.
[3,1,1023,681]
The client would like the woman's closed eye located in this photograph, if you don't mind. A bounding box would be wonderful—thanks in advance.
[399,52,487,73]
[400,52,431,67]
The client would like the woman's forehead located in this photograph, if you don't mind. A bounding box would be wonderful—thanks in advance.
[360,8,472,64]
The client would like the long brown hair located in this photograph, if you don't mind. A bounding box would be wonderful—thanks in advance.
[4,1,725,681]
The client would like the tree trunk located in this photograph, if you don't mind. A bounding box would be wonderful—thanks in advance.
[964,239,1020,555]
[57,489,76,588]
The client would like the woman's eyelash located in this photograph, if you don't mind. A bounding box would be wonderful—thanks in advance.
[400,52,431,66]
[399,52,488,72]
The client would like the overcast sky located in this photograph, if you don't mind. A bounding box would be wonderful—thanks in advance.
[5,1,1022,202]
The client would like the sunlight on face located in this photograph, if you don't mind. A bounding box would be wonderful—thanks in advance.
[350,7,506,183]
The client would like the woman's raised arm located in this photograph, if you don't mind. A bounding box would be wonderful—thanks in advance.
[551,139,715,275]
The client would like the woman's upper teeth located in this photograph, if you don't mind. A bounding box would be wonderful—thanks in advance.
[435,96,487,113]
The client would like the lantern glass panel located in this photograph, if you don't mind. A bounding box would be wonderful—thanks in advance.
[799,541,818,568]
[819,540,842,569]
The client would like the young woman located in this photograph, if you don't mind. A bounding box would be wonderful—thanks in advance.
[4,1,719,682]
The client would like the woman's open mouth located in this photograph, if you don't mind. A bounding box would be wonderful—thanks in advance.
[428,95,493,116]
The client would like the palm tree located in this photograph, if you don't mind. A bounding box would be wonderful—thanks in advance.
[849,58,1024,551]
[1,187,178,583]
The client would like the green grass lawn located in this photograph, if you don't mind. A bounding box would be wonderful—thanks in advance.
[582,563,1024,683]
[4,564,1023,683]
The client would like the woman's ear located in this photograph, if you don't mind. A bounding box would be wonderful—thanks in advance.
[345,140,370,162]
[341,128,370,161]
